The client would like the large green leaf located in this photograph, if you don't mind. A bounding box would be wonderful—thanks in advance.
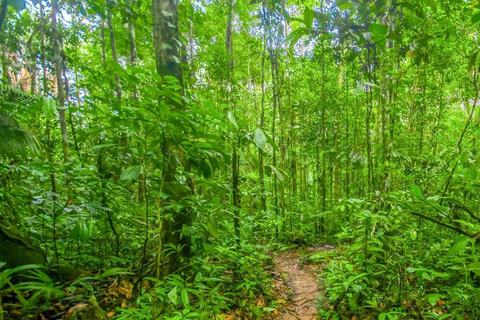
[181,288,189,306]
[270,165,284,183]
[120,165,142,181]
[168,286,178,305]
[43,97,56,118]
[206,215,219,238]
[254,128,267,150]
[284,27,307,46]
[422,0,436,9]
[338,1,353,10]
[7,0,25,11]
[304,7,314,29]
[411,184,423,199]
[0,112,41,158]
[369,24,388,38]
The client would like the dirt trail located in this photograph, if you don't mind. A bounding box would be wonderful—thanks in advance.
[271,246,333,320]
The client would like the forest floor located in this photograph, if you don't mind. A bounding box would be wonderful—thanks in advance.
[270,245,334,319]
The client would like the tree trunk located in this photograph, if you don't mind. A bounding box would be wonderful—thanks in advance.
[152,0,191,275]
[51,0,70,165]
[107,1,122,100]
[226,0,240,244]
[127,0,139,100]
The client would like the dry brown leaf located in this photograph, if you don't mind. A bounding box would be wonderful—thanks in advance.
[118,286,132,299]
[65,303,89,317]
[217,314,235,320]
[142,279,150,290]
[256,294,265,306]
[108,280,119,297]
[121,300,128,308]
[106,311,115,318]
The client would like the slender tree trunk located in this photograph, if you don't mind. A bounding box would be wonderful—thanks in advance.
[51,0,71,204]
[107,1,122,100]
[433,73,444,155]
[258,0,267,212]
[320,43,327,235]
[127,0,139,99]
[226,0,240,244]
[0,0,8,34]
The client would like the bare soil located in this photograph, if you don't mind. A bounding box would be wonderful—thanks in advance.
[270,246,333,320]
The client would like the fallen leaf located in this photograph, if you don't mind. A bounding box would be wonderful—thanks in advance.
[121,300,128,308]
[108,280,119,297]
[256,294,265,306]
[142,279,150,290]
[65,303,88,317]
[118,286,132,299]
[106,311,115,318]
[218,313,235,320]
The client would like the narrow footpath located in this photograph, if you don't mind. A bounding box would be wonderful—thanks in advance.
[271,246,333,320]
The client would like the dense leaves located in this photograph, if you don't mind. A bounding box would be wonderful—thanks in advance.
[2,0,480,319]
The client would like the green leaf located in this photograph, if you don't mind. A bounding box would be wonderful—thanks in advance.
[270,165,284,183]
[422,0,436,9]
[99,268,133,279]
[411,184,423,199]
[43,97,56,118]
[319,33,334,41]
[90,143,118,151]
[368,24,388,38]
[303,7,314,29]
[364,81,380,88]
[468,262,480,276]
[254,128,267,150]
[284,27,307,46]
[338,2,353,10]
[7,0,25,11]
[425,293,442,306]
[473,12,480,24]
[181,288,189,306]
[264,130,279,151]
[227,111,238,129]
[448,235,472,256]
[168,286,178,305]
[120,165,142,181]
[206,215,219,238]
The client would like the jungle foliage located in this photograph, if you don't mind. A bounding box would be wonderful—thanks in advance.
[1,0,480,319]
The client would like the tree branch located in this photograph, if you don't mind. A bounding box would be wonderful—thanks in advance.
[411,212,474,238]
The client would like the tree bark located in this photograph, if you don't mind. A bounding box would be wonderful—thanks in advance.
[51,0,70,165]
[152,0,191,275]
[107,1,122,100]
[226,0,240,244]
[127,0,139,100]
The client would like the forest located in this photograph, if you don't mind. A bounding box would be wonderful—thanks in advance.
[1,0,480,319]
